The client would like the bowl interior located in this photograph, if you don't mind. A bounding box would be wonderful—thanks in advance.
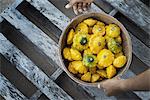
[59,12,132,87]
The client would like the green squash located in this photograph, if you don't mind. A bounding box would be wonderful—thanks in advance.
[83,54,97,68]
[107,38,122,54]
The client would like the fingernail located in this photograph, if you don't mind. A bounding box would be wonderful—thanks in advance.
[78,9,83,12]
[83,8,87,11]
[75,11,78,15]
[65,4,70,9]
[98,84,101,88]
[84,10,88,13]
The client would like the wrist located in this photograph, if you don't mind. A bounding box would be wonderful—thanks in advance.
[120,79,128,92]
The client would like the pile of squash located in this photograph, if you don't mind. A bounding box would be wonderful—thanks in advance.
[63,18,127,83]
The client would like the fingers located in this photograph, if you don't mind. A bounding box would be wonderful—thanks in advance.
[115,76,121,80]
[65,0,76,9]
[73,4,78,15]
[82,3,87,11]
[97,83,101,89]
[65,0,92,15]
[78,3,83,13]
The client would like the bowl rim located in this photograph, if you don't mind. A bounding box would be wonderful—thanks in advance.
[58,12,132,88]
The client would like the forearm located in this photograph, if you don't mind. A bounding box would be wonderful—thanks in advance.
[122,69,150,91]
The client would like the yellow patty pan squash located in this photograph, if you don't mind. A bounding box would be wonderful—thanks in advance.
[75,22,88,34]
[91,73,100,82]
[81,72,91,82]
[107,38,122,54]
[89,67,97,74]
[104,35,111,43]
[97,70,107,78]
[113,55,127,68]
[68,62,78,74]
[115,36,122,44]
[72,33,90,51]
[83,54,98,68]
[70,48,82,60]
[96,21,105,26]
[83,18,97,26]
[97,64,105,69]
[92,24,105,36]
[71,61,87,74]
[97,49,114,67]
[83,48,93,56]
[106,65,116,78]
[106,24,120,38]
[115,52,123,58]
[67,29,75,45]
[89,34,106,54]
[63,47,72,61]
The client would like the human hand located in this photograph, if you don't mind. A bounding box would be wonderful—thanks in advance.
[65,0,94,15]
[100,77,126,96]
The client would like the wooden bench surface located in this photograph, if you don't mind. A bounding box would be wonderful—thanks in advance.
[0,0,150,100]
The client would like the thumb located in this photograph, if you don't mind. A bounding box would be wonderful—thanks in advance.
[98,80,107,89]
[65,0,76,9]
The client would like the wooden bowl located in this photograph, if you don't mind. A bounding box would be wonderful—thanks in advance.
[59,12,132,87]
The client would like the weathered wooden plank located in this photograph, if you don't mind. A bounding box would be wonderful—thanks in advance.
[105,0,150,33]
[94,0,113,13]
[90,3,104,12]
[0,33,73,100]
[109,9,118,16]
[129,32,150,66]
[0,73,28,100]
[3,0,23,9]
